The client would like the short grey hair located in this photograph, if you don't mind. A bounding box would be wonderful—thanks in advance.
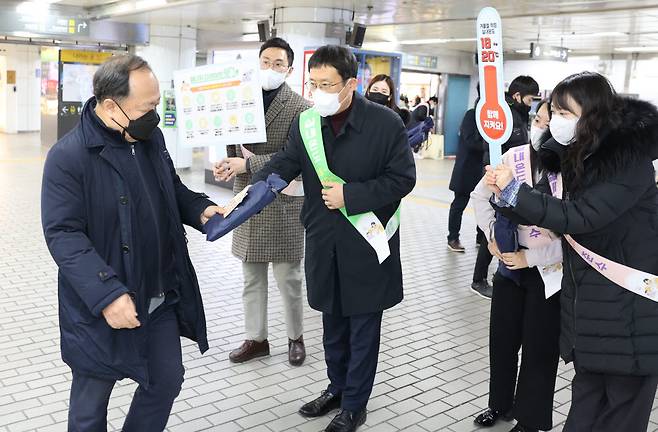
[93,54,151,103]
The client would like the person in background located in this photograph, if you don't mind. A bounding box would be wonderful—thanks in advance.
[398,94,410,110]
[488,71,658,432]
[41,54,223,431]
[365,74,406,124]
[428,96,438,116]
[248,45,416,432]
[214,37,310,366]
[446,87,494,297]
[472,99,562,432]
[407,100,429,130]
[503,75,540,153]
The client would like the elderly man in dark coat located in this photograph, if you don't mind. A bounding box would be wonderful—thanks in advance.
[41,55,222,432]
[250,45,416,432]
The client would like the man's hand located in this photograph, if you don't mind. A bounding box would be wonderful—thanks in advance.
[321,182,345,210]
[488,240,503,260]
[502,251,529,270]
[493,164,515,191]
[201,205,225,225]
[102,293,140,329]
[213,157,247,182]
[484,166,502,196]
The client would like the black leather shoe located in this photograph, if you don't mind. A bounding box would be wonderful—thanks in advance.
[324,409,367,432]
[288,336,306,366]
[298,391,341,418]
[474,407,504,427]
[509,423,538,432]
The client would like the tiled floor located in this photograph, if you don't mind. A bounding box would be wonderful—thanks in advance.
[2,132,658,432]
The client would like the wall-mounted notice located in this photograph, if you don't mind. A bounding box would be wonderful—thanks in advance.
[162,89,176,128]
[173,50,266,161]
[475,7,512,167]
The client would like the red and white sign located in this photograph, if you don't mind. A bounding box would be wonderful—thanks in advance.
[475,7,512,167]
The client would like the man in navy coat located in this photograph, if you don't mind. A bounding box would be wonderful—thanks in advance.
[41,55,223,431]
[250,45,416,432]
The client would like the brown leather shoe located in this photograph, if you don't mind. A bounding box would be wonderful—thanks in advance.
[229,340,270,363]
[288,336,306,366]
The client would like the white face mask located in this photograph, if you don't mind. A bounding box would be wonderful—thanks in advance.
[312,85,347,117]
[530,125,546,150]
[259,68,288,91]
[550,114,579,146]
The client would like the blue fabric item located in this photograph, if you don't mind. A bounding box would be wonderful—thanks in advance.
[499,178,522,207]
[493,213,521,285]
[204,174,288,242]
[407,117,434,151]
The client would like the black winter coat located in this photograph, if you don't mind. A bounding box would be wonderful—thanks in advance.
[449,108,487,194]
[507,97,658,375]
[252,93,416,316]
[41,99,214,386]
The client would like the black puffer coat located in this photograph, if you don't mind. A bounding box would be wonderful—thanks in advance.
[509,97,658,375]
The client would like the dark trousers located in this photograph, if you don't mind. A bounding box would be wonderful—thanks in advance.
[448,192,470,241]
[473,228,493,282]
[324,311,383,412]
[564,370,658,432]
[489,269,561,430]
[68,306,184,432]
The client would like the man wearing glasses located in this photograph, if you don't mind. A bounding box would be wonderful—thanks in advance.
[214,38,310,366]
[248,45,416,432]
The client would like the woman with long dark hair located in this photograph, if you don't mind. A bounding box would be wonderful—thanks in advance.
[365,74,398,110]
[488,71,658,431]
[365,74,409,126]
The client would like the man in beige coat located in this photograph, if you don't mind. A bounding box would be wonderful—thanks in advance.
[214,38,310,365]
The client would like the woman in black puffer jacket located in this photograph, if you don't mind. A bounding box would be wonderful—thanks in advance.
[488,72,658,432]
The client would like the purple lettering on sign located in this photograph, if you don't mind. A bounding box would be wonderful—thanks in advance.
[529,228,541,238]
[513,151,524,162]
[596,262,608,271]
[515,162,526,182]
[581,251,595,263]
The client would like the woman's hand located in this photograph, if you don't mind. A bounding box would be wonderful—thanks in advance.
[502,251,529,270]
[484,166,502,196]
[488,240,503,259]
[493,164,515,190]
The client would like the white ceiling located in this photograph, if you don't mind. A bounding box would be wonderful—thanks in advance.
[11,0,658,55]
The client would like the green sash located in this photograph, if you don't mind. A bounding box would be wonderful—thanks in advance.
[298,108,401,264]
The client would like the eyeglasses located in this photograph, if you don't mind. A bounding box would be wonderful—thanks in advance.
[260,59,290,72]
[305,81,345,92]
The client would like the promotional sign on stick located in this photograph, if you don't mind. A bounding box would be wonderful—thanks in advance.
[475,7,512,167]
[173,50,267,161]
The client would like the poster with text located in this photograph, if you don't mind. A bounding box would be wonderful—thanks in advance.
[173,51,266,161]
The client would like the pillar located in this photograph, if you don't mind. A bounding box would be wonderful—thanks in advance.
[136,25,196,169]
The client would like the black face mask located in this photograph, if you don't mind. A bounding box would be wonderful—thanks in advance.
[366,91,390,106]
[512,100,531,116]
[112,101,160,141]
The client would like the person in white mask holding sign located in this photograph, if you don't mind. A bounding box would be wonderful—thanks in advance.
[249,45,416,432]
[471,98,562,432]
[214,38,311,366]
[487,71,658,432]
